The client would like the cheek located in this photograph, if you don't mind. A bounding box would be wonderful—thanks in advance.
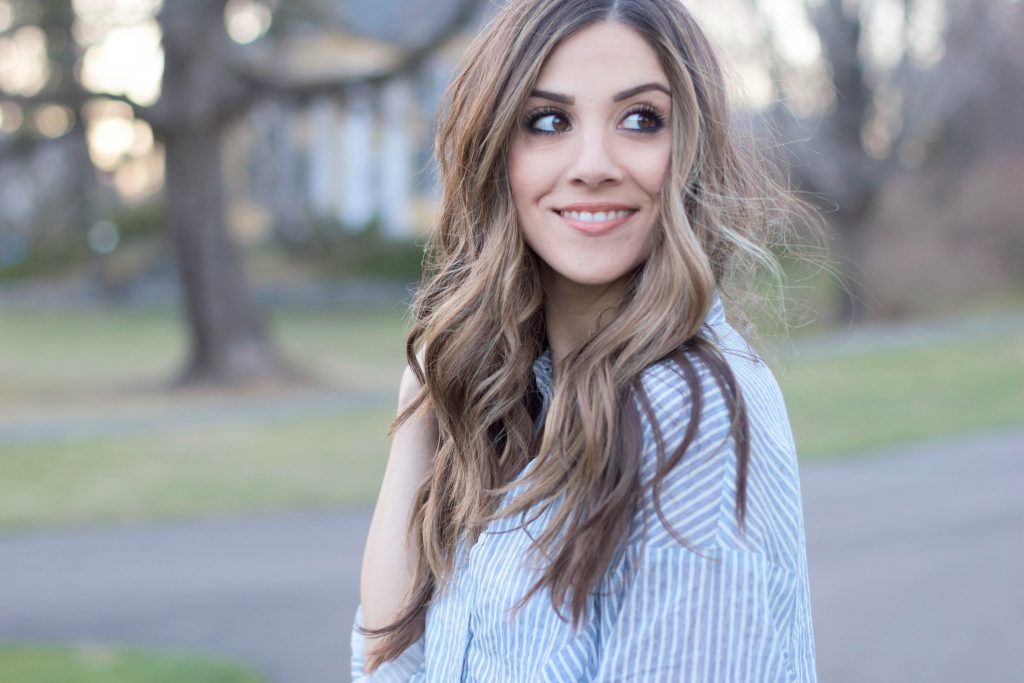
[634,146,672,199]
[509,179,530,220]
[508,139,537,211]
[508,138,561,209]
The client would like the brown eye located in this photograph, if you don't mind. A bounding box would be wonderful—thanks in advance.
[529,111,571,134]
[622,107,665,132]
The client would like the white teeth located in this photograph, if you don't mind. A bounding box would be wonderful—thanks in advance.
[561,209,634,222]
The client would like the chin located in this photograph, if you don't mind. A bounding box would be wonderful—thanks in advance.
[556,265,637,290]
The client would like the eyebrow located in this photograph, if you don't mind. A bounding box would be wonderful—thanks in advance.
[528,82,672,104]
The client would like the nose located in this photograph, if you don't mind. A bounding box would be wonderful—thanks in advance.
[566,128,623,188]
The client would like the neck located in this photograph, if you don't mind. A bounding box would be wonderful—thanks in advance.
[541,270,627,371]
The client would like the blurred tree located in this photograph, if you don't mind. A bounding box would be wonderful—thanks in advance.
[0,0,98,246]
[0,0,481,385]
[747,0,1023,322]
[153,0,277,385]
[40,0,95,233]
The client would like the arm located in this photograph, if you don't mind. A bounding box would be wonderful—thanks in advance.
[358,365,437,672]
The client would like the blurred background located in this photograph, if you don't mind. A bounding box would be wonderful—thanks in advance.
[0,0,1020,681]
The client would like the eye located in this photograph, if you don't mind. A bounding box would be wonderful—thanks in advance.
[525,108,571,135]
[621,105,665,132]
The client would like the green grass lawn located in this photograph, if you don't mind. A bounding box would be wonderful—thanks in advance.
[0,303,1021,529]
[780,329,1024,457]
[0,408,395,529]
[0,306,409,397]
[0,645,266,683]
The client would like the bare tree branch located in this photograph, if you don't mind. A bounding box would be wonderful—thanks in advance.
[3,0,488,385]
[0,87,152,119]
[82,92,153,119]
[231,0,483,104]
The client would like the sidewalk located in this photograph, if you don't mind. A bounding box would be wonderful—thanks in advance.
[1,428,1021,682]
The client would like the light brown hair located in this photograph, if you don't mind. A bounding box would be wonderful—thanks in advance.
[362,0,804,670]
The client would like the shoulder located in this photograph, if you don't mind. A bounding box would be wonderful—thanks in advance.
[629,324,796,553]
[398,363,423,411]
[398,347,430,412]
[636,319,793,459]
[627,342,737,550]
[632,331,746,461]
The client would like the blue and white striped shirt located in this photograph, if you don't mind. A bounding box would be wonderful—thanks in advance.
[352,297,817,681]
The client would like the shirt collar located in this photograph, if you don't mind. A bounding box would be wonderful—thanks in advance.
[531,348,555,404]
[705,291,726,328]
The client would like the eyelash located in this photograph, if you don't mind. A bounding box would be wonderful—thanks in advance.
[522,104,667,135]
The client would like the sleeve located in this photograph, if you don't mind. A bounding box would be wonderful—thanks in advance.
[350,605,428,682]
[594,546,795,683]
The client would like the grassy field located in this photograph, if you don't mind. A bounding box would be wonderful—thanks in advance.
[781,329,1024,455]
[0,306,408,400]
[0,645,266,683]
[0,303,1021,529]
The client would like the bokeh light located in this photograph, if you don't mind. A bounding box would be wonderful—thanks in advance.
[87,220,120,254]
[0,1,12,32]
[71,0,163,34]
[225,0,273,45]
[0,26,50,96]
[33,104,75,138]
[83,99,136,171]
[129,120,154,157]
[112,149,164,200]
[80,19,163,106]
[0,102,23,132]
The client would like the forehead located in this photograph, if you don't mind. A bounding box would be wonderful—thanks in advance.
[535,21,668,94]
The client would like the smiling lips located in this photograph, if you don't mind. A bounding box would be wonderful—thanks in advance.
[554,204,638,236]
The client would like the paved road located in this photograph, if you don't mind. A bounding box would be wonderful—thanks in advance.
[1,429,1021,683]
[0,509,370,683]
[0,389,395,445]
[802,429,1023,683]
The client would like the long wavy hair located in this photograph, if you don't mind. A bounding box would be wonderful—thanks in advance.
[363,0,802,670]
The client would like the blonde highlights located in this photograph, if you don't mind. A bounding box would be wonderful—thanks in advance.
[362,0,802,670]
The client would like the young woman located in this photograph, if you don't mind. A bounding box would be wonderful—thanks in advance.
[354,0,817,680]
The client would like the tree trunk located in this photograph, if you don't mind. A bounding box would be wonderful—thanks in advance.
[779,0,884,326]
[157,0,295,386]
[163,125,293,385]
[830,217,873,325]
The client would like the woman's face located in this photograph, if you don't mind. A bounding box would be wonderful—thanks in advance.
[508,21,672,299]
